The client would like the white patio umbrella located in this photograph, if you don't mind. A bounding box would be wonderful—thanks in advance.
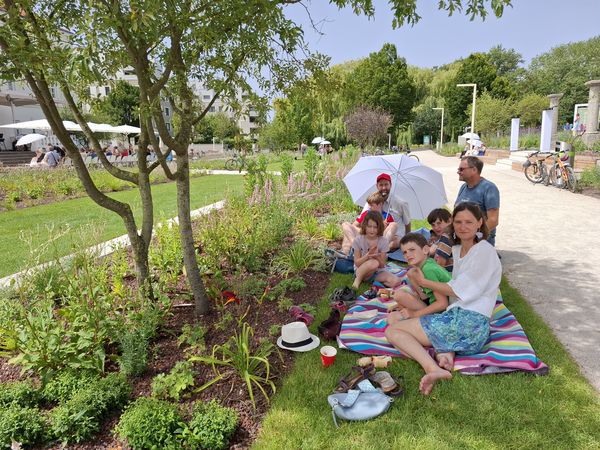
[0,119,81,131]
[321,140,331,145]
[343,154,448,220]
[460,132,480,140]
[311,136,324,144]
[16,133,46,147]
[112,124,141,135]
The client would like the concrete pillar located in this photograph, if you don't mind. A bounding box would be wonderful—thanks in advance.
[583,80,600,148]
[584,80,600,133]
[547,93,563,145]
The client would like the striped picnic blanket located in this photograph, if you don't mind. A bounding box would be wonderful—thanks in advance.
[338,285,548,375]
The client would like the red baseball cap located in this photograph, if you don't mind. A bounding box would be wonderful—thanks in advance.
[376,173,391,183]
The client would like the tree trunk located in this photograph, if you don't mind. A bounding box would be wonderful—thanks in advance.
[175,152,209,316]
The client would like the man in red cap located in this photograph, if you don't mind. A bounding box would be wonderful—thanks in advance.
[340,172,411,255]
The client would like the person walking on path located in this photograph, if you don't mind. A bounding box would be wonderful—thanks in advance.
[455,156,499,246]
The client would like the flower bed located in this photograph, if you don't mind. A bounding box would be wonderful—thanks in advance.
[0,148,360,449]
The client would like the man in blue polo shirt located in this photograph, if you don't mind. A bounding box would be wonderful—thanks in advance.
[455,156,500,246]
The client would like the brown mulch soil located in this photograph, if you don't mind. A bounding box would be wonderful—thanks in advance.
[2,270,332,450]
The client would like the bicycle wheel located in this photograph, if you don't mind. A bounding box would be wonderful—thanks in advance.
[565,166,577,193]
[524,162,543,183]
[408,153,420,162]
[553,166,566,189]
[224,158,237,170]
[544,165,555,186]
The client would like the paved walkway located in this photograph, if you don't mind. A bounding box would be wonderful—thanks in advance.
[416,150,600,392]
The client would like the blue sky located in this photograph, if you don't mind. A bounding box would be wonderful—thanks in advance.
[285,0,600,67]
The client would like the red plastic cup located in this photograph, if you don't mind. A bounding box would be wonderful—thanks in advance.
[320,345,337,367]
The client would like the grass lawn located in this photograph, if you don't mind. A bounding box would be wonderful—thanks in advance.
[0,175,244,277]
[265,155,305,173]
[254,275,600,450]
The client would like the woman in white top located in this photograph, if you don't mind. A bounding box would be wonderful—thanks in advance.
[385,202,501,395]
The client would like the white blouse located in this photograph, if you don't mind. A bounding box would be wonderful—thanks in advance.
[447,240,502,318]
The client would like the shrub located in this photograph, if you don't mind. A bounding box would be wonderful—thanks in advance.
[149,223,183,286]
[151,361,196,401]
[579,167,600,190]
[41,370,100,404]
[0,404,47,448]
[49,373,131,444]
[114,397,184,450]
[232,275,268,302]
[304,147,320,182]
[181,400,238,450]
[0,380,39,408]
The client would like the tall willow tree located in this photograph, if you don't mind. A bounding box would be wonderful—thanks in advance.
[0,0,512,315]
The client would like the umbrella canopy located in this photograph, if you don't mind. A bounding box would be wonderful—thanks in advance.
[0,119,81,131]
[460,132,480,140]
[343,154,448,220]
[112,124,141,135]
[16,133,46,147]
[311,136,324,144]
[321,140,331,145]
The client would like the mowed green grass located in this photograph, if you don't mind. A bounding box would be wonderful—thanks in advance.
[0,175,244,277]
[253,275,600,450]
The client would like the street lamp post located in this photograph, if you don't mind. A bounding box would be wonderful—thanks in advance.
[457,83,477,150]
[433,107,444,150]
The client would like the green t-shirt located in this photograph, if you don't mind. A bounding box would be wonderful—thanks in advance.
[421,257,452,305]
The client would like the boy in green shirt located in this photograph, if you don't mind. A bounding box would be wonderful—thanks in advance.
[386,233,452,322]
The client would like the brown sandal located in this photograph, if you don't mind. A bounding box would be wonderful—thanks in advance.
[334,364,376,393]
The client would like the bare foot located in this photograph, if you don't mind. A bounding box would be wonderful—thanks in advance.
[419,369,452,395]
[435,352,455,371]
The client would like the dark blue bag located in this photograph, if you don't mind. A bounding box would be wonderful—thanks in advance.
[334,256,354,274]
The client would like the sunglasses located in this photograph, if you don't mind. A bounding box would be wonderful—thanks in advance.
[457,166,473,172]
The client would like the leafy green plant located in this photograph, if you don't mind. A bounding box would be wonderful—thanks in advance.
[277,297,294,312]
[190,322,276,408]
[304,147,320,183]
[0,380,39,408]
[214,311,234,332]
[280,153,294,183]
[150,223,183,286]
[177,324,207,354]
[0,404,47,448]
[181,400,238,450]
[298,303,317,316]
[232,275,268,302]
[41,370,100,404]
[321,221,342,240]
[49,373,131,444]
[268,324,281,337]
[118,328,150,377]
[296,215,320,239]
[114,397,184,450]
[272,239,324,275]
[151,361,196,401]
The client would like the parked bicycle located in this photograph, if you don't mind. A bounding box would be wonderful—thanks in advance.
[523,151,551,184]
[544,151,577,192]
[224,151,247,171]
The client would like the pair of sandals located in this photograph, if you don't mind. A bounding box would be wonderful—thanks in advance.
[334,364,404,397]
[318,309,342,340]
[331,286,356,303]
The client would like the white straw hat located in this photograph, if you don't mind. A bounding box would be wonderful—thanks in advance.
[277,322,320,352]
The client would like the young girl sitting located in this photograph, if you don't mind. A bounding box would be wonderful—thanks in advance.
[351,211,389,290]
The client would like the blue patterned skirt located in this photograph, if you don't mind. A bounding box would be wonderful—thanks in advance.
[420,307,490,355]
